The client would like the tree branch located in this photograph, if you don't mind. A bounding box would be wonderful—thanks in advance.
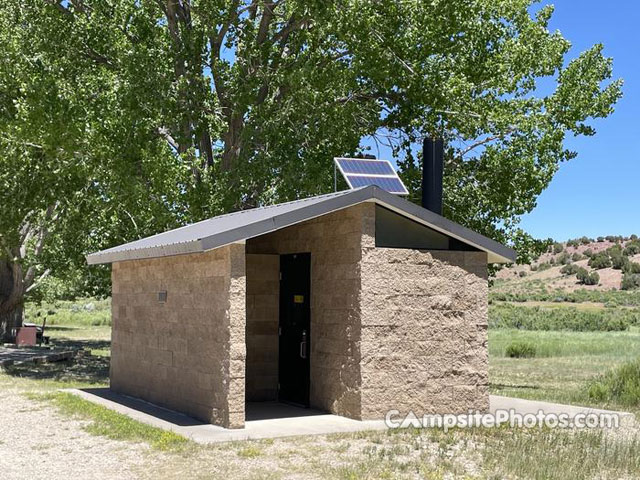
[25,269,51,294]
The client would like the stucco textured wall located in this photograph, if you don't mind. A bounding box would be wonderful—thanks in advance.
[359,248,489,418]
[246,204,372,418]
[110,244,246,428]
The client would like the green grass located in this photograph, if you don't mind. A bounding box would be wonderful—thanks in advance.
[489,328,640,414]
[489,303,639,331]
[588,358,640,407]
[490,285,640,306]
[28,391,189,451]
[25,298,111,326]
[3,296,640,479]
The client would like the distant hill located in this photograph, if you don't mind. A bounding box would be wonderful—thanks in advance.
[495,236,640,293]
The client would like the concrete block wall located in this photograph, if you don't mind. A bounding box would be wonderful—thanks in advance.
[245,254,279,401]
[246,204,372,418]
[110,243,246,429]
[359,248,489,418]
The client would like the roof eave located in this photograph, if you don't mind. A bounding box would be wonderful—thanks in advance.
[85,185,517,265]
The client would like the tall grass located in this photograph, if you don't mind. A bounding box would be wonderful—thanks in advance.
[588,358,640,407]
[489,303,638,331]
[490,287,640,306]
[25,298,111,326]
[489,328,640,358]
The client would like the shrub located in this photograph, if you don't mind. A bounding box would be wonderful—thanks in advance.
[518,271,527,278]
[576,267,599,285]
[622,273,640,291]
[556,252,572,265]
[597,236,605,242]
[553,242,564,254]
[588,253,612,269]
[488,304,630,331]
[571,252,584,262]
[624,262,640,274]
[587,358,640,406]
[624,240,640,256]
[505,341,537,358]
[583,249,594,258]
[560,264,579,276]
[537,262,552,271]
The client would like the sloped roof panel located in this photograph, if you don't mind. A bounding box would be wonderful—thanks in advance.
[86,186,516,265]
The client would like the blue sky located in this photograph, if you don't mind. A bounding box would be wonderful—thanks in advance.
[518,1,639,241]
[364,1,639,242]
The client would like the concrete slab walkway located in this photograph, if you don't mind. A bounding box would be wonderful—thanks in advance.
[0,346,75,367]
[66,388,636,444]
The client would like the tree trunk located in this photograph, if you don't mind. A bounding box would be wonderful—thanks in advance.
[0,259,24,343]
[0,305,23,343]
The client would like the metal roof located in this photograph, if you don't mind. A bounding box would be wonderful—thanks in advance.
[86,186,516,265]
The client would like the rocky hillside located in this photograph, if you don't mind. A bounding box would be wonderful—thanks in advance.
[495,236,640,293]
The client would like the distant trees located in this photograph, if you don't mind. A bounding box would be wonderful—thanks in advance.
[621,274,640,291]
[561,264,580,276]
[589,253,612,269]
[576,267,600,286]
[624,240,640,256]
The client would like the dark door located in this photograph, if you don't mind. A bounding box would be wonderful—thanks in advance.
[278,253,311,406]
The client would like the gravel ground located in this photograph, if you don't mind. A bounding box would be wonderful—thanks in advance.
[0,387,152,480]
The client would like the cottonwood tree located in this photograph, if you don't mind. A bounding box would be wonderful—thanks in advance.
[0,0,622,336]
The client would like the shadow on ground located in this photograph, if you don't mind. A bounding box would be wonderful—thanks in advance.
[50,338,111,352]
[80,388,206,426]
[491,383,540,390]
[2,335,110,385]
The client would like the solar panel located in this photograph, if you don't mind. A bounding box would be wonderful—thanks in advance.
[334,157,409,195]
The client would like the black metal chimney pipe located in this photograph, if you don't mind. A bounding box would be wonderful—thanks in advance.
[422,137,444,215]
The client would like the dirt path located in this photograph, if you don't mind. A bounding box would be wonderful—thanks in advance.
[0,388,151,480]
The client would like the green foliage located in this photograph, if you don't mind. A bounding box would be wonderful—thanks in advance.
[35,392,188,451]
[576,267,600,285]
[25,298,111,326]
[490,288,640,306]
[537,262,552,271]
[556,252,572,265]
[583,249,594,258]
[0,0,623,302]
[625,263,640,274]
[622,274,640,291]
[624,240,640,256]
[489,304,633,331]
[572,252,585,262]
[505,341,537,358]
[560,263,579,276]
[552,242,564,254]
[605,235,624,243]
[588,253,612,269]
[588,358,640,407]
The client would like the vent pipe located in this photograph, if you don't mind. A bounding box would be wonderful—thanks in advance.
[422,137,444,215]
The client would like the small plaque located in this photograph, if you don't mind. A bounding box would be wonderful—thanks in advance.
[158,290,167,303]
[293,295,304,304]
